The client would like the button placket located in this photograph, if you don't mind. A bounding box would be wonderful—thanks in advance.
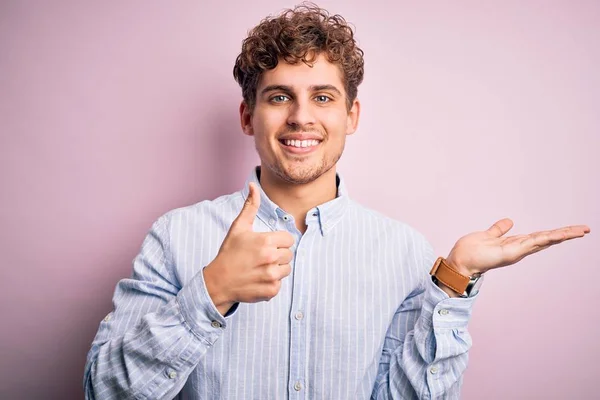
[288,237,308,398]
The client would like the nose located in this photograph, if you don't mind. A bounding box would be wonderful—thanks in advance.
[286,98,316,129]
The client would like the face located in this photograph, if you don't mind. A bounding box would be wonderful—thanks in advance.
[240,53,360,185]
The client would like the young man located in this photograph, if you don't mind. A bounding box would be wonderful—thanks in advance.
[83,4,590,399]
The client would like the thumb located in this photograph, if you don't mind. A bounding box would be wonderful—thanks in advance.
[232,182,261,231]
[486,218,514,238]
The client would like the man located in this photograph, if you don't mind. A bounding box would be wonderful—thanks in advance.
[83,4,590,399]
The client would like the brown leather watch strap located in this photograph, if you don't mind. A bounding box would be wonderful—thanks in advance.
[429,257,470,294]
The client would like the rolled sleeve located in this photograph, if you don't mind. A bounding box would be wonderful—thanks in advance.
[423,277,477,330]
[176,267,239,346]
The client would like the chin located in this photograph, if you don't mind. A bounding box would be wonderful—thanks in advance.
[274,162,333,185]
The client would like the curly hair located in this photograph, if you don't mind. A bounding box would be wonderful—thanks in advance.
[233,2,364,112]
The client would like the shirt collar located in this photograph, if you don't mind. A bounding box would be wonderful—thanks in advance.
[240,166,349,236]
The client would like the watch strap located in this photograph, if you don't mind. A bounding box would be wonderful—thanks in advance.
[429,257,470,294]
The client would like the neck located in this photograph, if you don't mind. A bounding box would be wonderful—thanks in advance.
[258,165,338,233]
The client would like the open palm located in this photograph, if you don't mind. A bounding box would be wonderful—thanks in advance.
[447,218,591,275]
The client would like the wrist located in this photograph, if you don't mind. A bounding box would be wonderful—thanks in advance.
[430,256,485,298]
[445,253,478,277]
[203,261,235,315]
[434,278,463,298]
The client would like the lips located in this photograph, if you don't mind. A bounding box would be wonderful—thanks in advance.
[280,138,321,148]
[278,138,322,154]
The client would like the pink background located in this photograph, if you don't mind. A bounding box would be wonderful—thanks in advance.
[1,1,598,398]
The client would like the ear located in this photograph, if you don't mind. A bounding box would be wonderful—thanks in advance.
[345,98,361,136]
[240,101,254,136]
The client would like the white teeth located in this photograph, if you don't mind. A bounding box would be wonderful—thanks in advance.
[283,139,320,148]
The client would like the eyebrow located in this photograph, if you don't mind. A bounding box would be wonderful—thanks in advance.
[260,84,342,96]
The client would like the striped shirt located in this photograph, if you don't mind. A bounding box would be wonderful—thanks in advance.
[84,167,477,400]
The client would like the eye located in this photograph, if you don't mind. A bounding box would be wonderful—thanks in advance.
[270,95,290,103]
[314,95,331,103]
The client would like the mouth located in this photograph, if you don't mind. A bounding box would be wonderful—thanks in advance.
[278,139,322,154]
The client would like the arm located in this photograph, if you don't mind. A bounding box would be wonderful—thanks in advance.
[372,218,589,399]
[371,238,476,400]
[83,214,234,400]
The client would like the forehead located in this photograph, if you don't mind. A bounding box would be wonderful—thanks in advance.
[257,53,344,92]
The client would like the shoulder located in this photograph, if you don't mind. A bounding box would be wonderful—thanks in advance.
[153,190,245,234]
[346,199,431,247]
[347,199,435,281]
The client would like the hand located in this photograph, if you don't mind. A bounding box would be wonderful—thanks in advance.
[446,218,591,277]
[203,182,295,315]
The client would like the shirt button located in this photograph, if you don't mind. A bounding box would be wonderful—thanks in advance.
[283,215,290,221]
[167,370,177,379]
[430,366,439,374]
[294,311,304,320]
[269,218,276,226]
[103,313,112,322]
[294,381,302,391]
[211,321,222,328]
[438,309,449,316]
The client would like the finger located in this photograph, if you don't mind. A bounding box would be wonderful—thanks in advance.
[520,228,587,251]
[486,218,514,238]
[259,280,282,301]
[500,225,589,264]
[261,231,296,248]
[275,248,293,265]
[532,226,587,243]
[518,243,551,258]
[552,225,591,235]
[279,263,292,278]
[523,225,589,243]
[501,234,528,245]
[231,182,261,231]
[262,263,292,282]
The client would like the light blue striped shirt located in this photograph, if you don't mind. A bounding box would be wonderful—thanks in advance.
[84,167,477,399]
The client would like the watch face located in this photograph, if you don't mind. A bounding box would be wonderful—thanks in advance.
[464,274,485,297]
[472,275,483,296]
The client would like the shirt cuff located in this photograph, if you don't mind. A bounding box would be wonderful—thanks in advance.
[421,276,478,331]
[176,267,238,345]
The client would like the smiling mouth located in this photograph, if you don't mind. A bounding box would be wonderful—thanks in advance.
[279,139,322,148]
[278,138,322,155]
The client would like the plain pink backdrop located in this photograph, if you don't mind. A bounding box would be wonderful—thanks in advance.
[1,1,598,399]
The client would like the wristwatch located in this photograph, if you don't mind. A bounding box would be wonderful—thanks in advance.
[429,257,484,298]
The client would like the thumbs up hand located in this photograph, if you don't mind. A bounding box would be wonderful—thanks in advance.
[203,183,296,315]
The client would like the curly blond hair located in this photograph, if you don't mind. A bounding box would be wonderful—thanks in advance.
[233,3,364,111]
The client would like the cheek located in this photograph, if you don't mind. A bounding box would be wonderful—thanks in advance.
[320,109,349,135]
[253,111,287,137]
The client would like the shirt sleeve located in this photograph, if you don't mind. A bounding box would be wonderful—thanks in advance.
[371,235,477,400]
[83,213,237,400]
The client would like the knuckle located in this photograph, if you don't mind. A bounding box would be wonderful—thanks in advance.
[264,267,279,282]
[259,248,275,263]
[267,282,281,298]
[286,249,294,262]
[267,250,278,264]
[263,235,273,247]
[286,233,295,245]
